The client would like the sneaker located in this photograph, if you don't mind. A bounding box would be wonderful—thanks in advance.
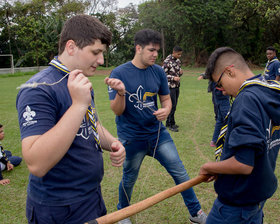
[118,217,132,224]
[210,141,216,147]
[169,125,179,132]
[189,209,207,224]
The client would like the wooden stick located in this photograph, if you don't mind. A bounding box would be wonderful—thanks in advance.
[85,175,208,224]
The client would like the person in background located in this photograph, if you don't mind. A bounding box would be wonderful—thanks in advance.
[105,29,207,224]
[162,46,183,132]
[200,47,280,223]
[0,123,22,185]
[16,15,125,223]
[209,86,230,147]
[263,46,280,81]
[197,75,230,147]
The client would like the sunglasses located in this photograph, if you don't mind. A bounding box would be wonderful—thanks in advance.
[215,64,234,88]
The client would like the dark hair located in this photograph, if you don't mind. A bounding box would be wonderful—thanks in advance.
[59,14,112,55]
[205,47,241,81]
[266,46,276,53]
[0,124,2,128]
[173,46,182,52]
[134,29,162,48]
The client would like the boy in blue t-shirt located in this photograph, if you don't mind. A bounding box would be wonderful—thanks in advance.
[16,15,125,224]
[105,29,207,224]
[200,47,280,223]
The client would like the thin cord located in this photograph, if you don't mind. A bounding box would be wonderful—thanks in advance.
[94,106,131,209]
[135,120,161,224]
[16,73,70,89]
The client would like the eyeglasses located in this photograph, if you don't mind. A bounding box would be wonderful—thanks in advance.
[215,70,226,88]
[215,64,234,88]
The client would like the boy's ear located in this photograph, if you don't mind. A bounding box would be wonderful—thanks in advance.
[135,44,142,54]
[65,40,77,56]
[225,65,235,78]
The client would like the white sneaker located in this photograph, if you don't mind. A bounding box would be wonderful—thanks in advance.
[189,209,207,224]
[118,217,132,224]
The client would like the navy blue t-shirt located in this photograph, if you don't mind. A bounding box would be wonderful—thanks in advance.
[215,76,280,206]
[108,62,170,140]
[16,65,104,206]
[264,57,280,80]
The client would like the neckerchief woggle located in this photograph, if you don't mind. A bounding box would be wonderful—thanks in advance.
[215,76,280,161]
[49,57,101,149]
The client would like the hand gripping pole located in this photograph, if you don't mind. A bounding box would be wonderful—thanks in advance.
[85,175,208,224]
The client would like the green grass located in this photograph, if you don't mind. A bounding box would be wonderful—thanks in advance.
[0,68,279,224]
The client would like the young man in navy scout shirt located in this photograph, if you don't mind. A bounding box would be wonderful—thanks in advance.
[264,46,280,80]
[16,15,125,224]
[200,47,280,223]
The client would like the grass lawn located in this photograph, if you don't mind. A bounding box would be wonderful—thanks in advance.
[0,68,279,223]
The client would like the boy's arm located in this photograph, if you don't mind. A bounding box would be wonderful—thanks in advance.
[104,77,126,116]
[200,156,253,177]
[97,122,125,167]
[153,94,172,121]
[21,70,92,178]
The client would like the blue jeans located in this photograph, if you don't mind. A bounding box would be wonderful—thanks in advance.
[206,198,264,224]
[117,128,201,216]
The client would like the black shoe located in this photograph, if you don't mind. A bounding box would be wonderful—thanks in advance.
[173,124,179,129]
[169,125,179,132]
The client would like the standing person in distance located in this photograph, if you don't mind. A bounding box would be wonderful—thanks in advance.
[105,29,207,224]
[200,47,280,223]
[16,15,125,224]
[263,46,280,81]
[162,46,183,132]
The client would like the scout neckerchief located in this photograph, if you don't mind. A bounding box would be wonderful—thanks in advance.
[49,57,101,150]
[0,142,9,165]
[215,77,280,161]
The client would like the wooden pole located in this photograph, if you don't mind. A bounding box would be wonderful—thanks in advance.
[85,175,208,224]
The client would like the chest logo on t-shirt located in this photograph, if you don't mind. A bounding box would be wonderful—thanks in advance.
[77,117,92,140]
[266,120,280,151]
[128,85,156,110]
[22,106,37,127]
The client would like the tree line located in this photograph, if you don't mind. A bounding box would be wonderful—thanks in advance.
[0,0,279,68]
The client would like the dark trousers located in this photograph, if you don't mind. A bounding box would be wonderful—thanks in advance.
[166,87,180,126]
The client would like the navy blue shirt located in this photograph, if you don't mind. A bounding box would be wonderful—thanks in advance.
[16,65,103,206]
[108,62,169,140]
[264,57,280,80]
[215,75,280,206]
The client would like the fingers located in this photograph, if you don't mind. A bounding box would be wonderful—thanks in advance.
[0,179,10,185]
[104,77,125,93]
[110,141,126,167]
[153,108,169,121]
[67,69,92,107]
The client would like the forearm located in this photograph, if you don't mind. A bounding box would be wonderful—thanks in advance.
[160,95,172,113]
[22,104,88,177]
[201,156,253,175]
[97,122,118,151]
[110,95,126,116]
